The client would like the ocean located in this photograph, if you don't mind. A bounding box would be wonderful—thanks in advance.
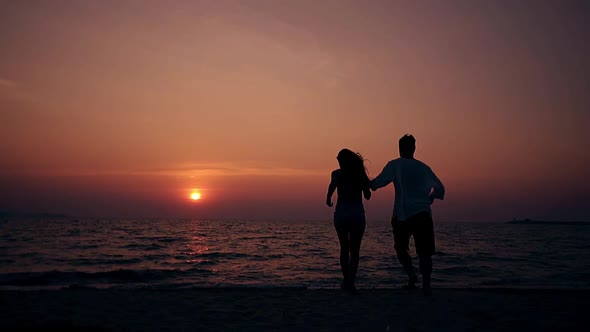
[1,218,588,290]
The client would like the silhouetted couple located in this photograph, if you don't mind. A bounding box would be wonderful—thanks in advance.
[326,134,445,295]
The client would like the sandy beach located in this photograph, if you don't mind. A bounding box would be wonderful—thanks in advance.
[0,288,585,332]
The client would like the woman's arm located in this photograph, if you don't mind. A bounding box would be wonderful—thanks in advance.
[362,176,372,200]
[326,170,338,207]
[363,187,371,200]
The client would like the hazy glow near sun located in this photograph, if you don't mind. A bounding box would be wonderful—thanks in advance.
[190,192,201,201]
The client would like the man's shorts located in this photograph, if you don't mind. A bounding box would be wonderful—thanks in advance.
[392,211,435,256]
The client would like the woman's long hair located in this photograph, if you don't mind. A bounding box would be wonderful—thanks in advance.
[336,149,370,188]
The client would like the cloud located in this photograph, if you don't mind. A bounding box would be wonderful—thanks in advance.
[139,162,327,177]
[0,162,326,178]
[0,78,16,88]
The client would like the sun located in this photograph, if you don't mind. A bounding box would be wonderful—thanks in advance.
[190,192,201,201]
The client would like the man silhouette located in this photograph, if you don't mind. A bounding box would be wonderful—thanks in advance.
[371,134,445,295]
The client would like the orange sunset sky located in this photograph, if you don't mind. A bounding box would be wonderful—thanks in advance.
[1,1,589,222]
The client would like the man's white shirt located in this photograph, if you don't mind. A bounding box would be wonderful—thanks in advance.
[371,157,445,221]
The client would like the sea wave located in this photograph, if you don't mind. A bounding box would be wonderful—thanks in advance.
[0,268,213,286]
[1,219,589,289]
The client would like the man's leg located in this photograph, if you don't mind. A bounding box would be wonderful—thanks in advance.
[392,216,417,287]
[419,256,432,289]
[414,212,435,295]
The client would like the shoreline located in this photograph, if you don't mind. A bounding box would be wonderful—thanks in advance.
[1,288,586,331]
[3,284,590,292]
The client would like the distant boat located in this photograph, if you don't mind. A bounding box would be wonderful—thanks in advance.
[506,218,590,225]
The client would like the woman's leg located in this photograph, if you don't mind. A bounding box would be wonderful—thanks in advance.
[348,215,366,287]
[334,221,350,286]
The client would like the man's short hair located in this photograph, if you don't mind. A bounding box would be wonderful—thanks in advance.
[399,134,416,156]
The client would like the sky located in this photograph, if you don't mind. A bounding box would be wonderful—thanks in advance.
[1,0,589,222]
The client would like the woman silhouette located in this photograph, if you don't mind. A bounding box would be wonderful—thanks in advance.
[326,148,371,292]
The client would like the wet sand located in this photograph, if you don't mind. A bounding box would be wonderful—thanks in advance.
[1,288,586,331]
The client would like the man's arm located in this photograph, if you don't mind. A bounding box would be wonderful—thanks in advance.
[326,171,337,207]
[429,170,445,203]
[370,162,393,191]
